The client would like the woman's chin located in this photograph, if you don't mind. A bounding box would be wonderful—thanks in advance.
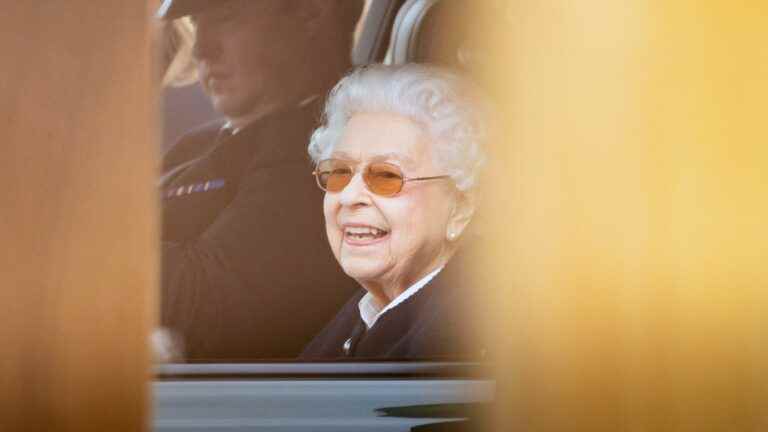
[339,258,387,284]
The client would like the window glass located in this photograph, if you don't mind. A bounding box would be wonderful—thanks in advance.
[155,0,490,364]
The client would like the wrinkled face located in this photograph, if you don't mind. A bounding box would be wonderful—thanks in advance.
[191,0,308,120]
[323,113,458,291]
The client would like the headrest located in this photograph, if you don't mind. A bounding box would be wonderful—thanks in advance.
[387,0,482,70]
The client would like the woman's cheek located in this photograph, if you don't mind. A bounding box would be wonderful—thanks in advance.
[323,196,341,259]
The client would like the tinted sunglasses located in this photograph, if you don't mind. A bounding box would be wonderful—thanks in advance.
[313,158,451,197]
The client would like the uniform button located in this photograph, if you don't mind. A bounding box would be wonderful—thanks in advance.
[343,338,352,355]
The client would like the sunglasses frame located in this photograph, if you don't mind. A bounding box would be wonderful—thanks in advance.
[312,158,451,197]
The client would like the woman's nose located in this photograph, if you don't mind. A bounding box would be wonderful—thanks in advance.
[338,172,371,208]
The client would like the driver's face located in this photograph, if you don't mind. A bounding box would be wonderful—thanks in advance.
[191,0,308,121]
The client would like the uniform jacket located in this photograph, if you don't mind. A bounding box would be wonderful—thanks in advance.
[300,258,486,360]
[160,101,357,361]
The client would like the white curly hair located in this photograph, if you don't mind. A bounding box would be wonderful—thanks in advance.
[308,63,488,192]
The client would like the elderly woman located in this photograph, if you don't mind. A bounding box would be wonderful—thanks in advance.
[300,64,489,360]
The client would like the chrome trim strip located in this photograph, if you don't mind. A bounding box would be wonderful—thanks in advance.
[155,362,490,379]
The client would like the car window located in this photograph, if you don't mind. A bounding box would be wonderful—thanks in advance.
[156,0,491,365]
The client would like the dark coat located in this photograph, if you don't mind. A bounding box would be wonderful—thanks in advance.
[160,102,357,361]
[300,259,486,360]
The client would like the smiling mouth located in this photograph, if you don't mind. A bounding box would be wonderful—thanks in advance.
[343,226,390,244]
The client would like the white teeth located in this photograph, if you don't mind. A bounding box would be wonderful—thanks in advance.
[344,226,388,238]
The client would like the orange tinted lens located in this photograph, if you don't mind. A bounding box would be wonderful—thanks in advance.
[365,163,404,196]
[317,159,353,192]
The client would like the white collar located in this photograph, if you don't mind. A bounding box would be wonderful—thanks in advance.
[357,267,443,329]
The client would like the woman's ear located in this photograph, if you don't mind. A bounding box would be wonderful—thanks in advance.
[446,191,476,242]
